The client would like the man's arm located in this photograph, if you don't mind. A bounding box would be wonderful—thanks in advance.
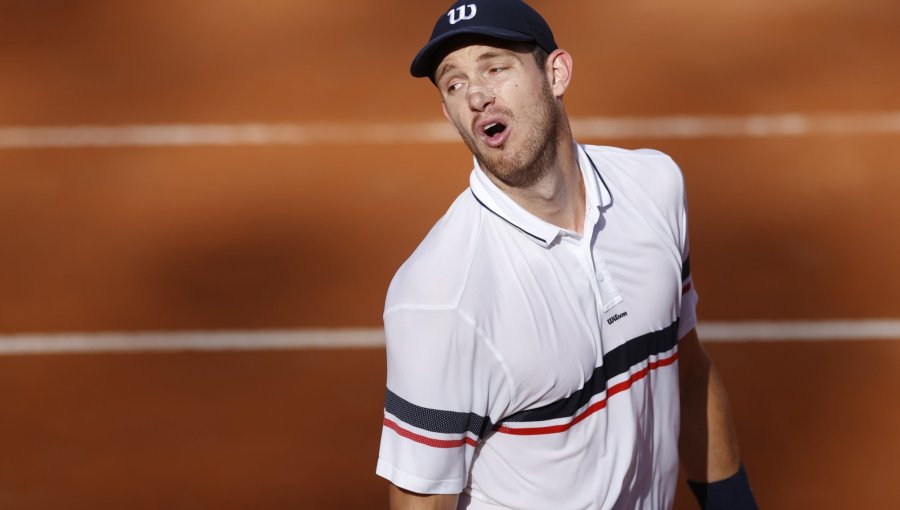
[677,327,741,481]
[678,328,758,509]
[389,484,459,510]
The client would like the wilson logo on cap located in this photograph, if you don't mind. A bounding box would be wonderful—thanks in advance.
[411,0,557,78]
[447,4,477,25]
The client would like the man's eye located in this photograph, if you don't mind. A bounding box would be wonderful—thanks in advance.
[489,66,506,74]
[447,82,463,93]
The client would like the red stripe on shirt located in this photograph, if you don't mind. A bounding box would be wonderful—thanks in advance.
[495,352,679,436]
[383,417,478,449]
[682,281,692,294]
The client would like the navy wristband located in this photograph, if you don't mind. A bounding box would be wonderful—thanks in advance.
[687,464,758,510]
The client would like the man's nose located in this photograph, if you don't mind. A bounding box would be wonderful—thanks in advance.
[467,85,495,112]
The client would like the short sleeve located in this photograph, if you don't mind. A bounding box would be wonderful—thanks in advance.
[376,307,512,494]
[677,175,699,339]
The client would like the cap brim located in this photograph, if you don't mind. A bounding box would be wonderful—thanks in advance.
[410,27,535,79]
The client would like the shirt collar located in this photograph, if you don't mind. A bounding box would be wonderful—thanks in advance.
[469,142,612,248]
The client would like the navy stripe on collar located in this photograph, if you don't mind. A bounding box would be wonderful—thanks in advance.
[470,190,549,245]
[469,144,612,245]
[581,144,614,209]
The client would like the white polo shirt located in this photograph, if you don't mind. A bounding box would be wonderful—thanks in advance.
[377,143,698,509]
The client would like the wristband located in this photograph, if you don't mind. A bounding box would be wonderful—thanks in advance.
[687,464,758,510]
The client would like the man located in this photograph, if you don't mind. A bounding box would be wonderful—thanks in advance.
[376,1,758,509]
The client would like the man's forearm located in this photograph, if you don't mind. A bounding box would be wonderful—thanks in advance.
[678,330,741,482]
[678,329,758,509]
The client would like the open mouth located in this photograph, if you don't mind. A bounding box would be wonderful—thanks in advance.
[484,122,506,137]
[480,121,509,148]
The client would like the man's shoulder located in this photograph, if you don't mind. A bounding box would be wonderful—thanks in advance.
[584,144,681,176]
[385,189,484,313]
[584,144,686,201]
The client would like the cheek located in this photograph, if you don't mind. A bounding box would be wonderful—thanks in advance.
[447,104,471,127]
[449,109,465,126]
[500,80,529,105]
[446,110,471,136]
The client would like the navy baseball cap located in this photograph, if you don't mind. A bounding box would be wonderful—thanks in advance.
[410,0,558,79]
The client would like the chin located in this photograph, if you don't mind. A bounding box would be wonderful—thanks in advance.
[483,159,537,188]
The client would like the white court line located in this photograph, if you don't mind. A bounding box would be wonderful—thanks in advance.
[0,329,385,355]
[697,320,900,342]
[1,111,900,149]
[0,320,898,355]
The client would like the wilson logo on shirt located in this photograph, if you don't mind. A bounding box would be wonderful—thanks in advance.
[606,311,628,325]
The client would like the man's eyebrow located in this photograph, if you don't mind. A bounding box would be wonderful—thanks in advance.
[476,50,515,62]
[435,62,457,83]
[435,50,518,83]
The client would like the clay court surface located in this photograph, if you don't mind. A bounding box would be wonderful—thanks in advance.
[2,1,899,508]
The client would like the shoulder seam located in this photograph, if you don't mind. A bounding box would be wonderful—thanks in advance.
[381,302,519,424]
[455,308,518,421]
[383,205,483,315]
[384,303,460,314]
[452,202,485,308]
[383,192,484,316]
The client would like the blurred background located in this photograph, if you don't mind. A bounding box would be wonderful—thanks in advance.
[1,0,899,508]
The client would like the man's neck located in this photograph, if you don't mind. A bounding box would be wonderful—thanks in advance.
[487,140,586,235]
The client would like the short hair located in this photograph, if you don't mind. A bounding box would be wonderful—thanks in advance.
[531,44,551,69]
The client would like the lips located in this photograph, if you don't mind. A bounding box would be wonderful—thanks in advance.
[475,115,510,149]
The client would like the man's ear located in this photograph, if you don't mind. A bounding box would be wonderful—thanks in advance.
[441,101,451,121]
[546,49,573,97]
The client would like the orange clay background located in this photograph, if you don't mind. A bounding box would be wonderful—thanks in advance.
[1,0,899,508]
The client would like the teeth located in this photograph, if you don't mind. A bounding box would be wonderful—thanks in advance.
[484,122,505,137]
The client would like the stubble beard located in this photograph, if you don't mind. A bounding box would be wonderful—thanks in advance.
[462,81,563,189]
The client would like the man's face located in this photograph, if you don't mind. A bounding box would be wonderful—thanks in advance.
[435,41,564,189]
